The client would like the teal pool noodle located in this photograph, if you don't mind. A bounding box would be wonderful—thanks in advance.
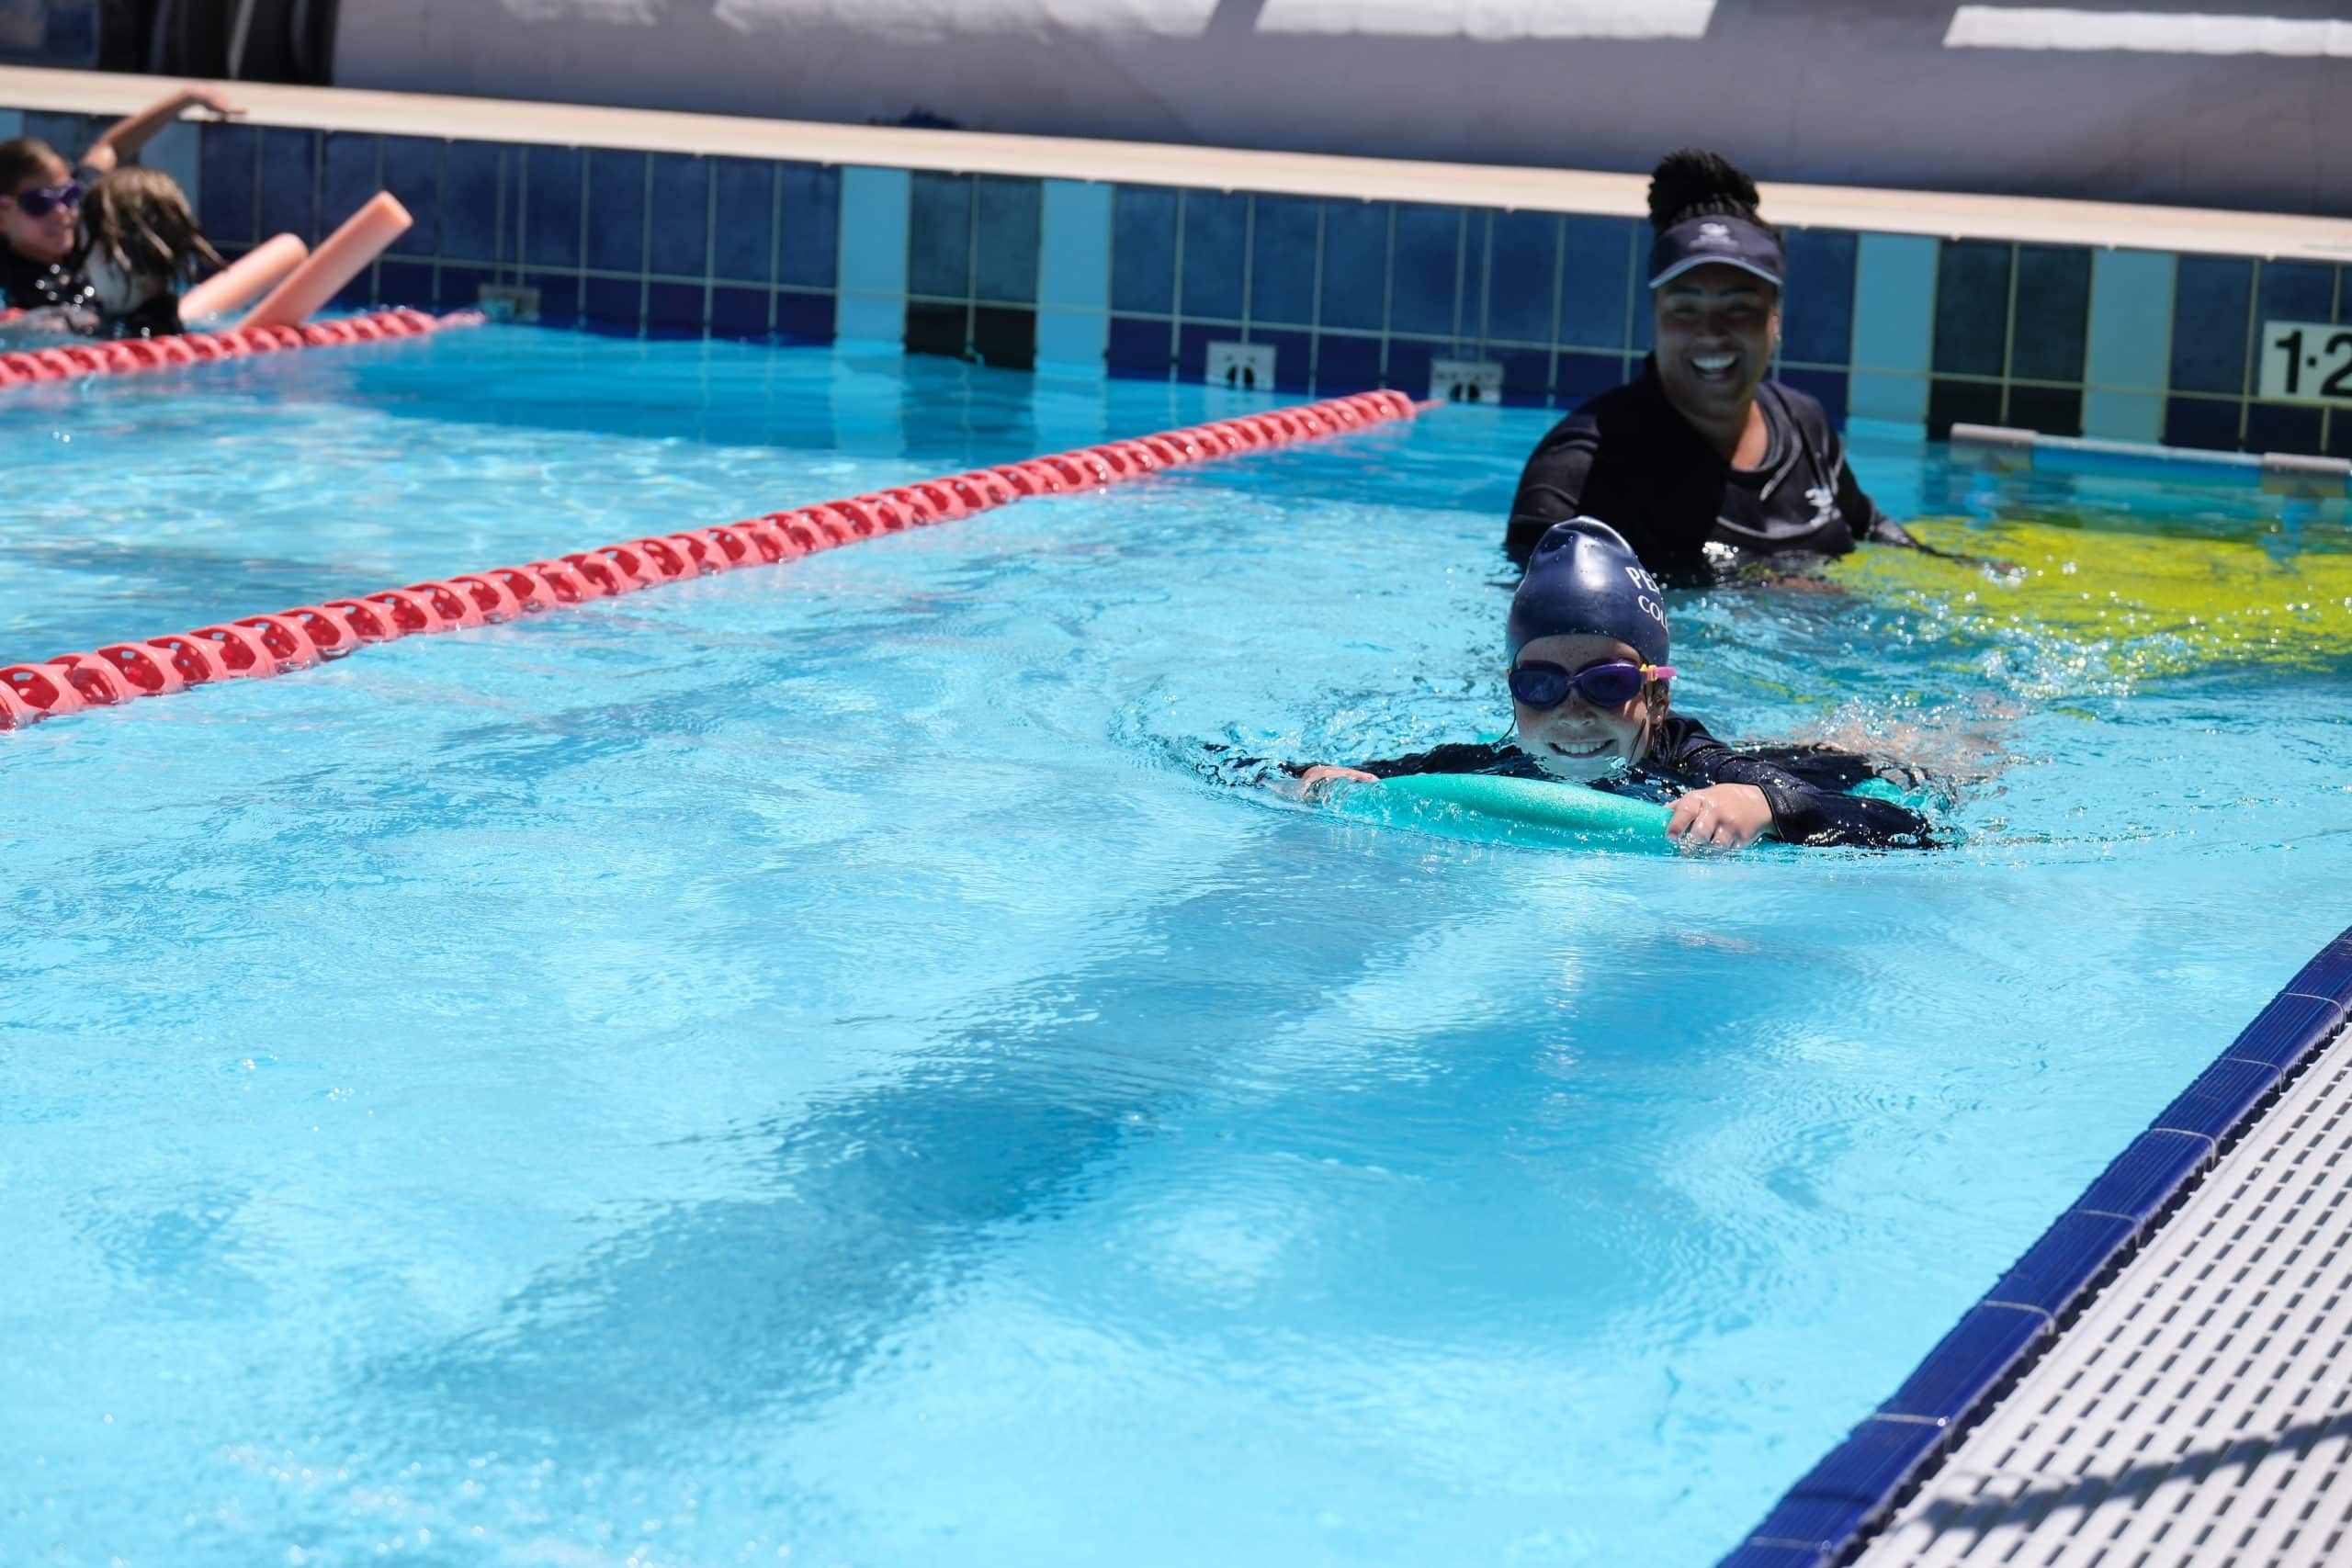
[1330,772,1675,849]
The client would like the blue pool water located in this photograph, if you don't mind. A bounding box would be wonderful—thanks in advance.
[3,330,2349,1567]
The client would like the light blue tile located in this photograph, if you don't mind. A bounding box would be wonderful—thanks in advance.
[2086,249,2174,394]
[1852,231,1937,374]
[0,111,20,141]
[143,121,200,215]
[1038,179,1111,312]
[1850,369,1929,429]
[1036,307,1107,370]
[2083,389,2165,444]
[837,165,910,344]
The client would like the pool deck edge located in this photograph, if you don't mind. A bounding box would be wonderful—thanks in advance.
[1720,926,2352,1568]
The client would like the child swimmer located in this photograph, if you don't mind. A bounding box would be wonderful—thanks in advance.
[1297,518,1936,850]
[78,168,222,339]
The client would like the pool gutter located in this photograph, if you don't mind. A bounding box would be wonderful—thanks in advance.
[1717,923,2352,1568]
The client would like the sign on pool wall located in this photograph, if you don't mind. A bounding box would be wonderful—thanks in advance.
[2259,320,2352,408]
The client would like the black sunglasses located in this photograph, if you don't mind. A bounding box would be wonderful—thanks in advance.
[1507,659,1676,710]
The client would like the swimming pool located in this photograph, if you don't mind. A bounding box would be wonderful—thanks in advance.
[4,328,2348,1567]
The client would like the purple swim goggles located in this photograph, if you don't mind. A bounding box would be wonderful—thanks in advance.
[1507,659,1675,710]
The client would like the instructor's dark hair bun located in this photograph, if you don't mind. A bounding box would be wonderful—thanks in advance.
[1647,148,1775,238]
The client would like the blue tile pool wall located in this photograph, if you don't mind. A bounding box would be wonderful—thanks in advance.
[3,99,2339,456]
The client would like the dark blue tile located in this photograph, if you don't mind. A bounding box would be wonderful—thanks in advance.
[971,303,1034,369]
[523,145,582,269]
[1389,203,1464,338]
[710,285,770,338]
[909,171,972,299]
[1747,1420,1941,1551]
[319,131,379,235]
[198,121,258,246]
[1781,228,1857,367]
[774,289,833,344]
[711,158,775,284]
[1254,327,1312,391]
[1557,214,1637,351]
[378,258,435,308]
[24,111,86,155]
[1173,321,1222,382]
[2076,1130,2210,1222]
[2228,992,2345,1067]
[1179,188,1246,320]
[1556,350,1629,406]
[1486,211,1558,345]
[1933,240,2012,378]
[1111,186,1177,315]
[256,128,316,244]
[650,153,710,277]
[1778,367,1849,430]
[441,141,503,264]
[906,299,966,358]
[582,274,642,330]
[1929,379,2006,440]
[2011,245,2091,385]
[974,175,1041,306]
[1250,194,1318,326]
[1108,315,1173,376]
[1315,333,1383,393]
[2288,931,2352,1007]
[1318,200,1389,333]
[1717,1545,1830,1568]
[586,149,647,273]
[2245,400,2326,457]
[436,264,491,311]
[379,136,439,257]
[2164,395,2242,452]
[647,279,703,333]
[2153,1057,2280,1142]
[1881,1305,2044,1424]
[2170,256,2256,395]
[527,271,579,325]
[1385,337,1440,398]
[2259,260,2335,327]
[775,164,838,289]
[2006,384,2083,439]
[1988,1212,2136,1317]
[1498,347,1551,404]
[2332,414,2352,460]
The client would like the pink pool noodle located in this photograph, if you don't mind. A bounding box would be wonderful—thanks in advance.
[241,194,413,331]
[182,232,311,323]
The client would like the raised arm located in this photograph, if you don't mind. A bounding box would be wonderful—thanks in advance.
[79,85,243,176]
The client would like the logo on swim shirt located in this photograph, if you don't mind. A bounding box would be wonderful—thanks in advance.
[1804,484,1840,528]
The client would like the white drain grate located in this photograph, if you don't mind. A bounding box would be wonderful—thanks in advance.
[1860,1024,2352,1566]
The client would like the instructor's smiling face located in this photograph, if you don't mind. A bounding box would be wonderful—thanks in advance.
[1653,263,1779,431]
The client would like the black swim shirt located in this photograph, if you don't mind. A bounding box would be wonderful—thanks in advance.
[1504,356,1912,581]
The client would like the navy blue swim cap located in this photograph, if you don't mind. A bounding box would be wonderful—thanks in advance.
[1507,518,1670,666]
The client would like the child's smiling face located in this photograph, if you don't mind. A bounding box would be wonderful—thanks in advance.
[1510,632,1656,781]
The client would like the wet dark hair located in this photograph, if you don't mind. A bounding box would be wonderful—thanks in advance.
[0,136,72,196]
[84,167,222,284]
[1646,148,1780,241]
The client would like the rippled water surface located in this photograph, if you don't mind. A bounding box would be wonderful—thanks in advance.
[3,330,2349,1567]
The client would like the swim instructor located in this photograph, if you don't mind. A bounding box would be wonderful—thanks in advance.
[1505,150,1931,582]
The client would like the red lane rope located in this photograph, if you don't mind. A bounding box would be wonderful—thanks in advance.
[1,389,1419,731]
[0,308,484,391]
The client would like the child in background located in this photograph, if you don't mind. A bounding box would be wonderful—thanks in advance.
[79,168,222,339]
[0,84,240,317]
[1295,518,1938,851]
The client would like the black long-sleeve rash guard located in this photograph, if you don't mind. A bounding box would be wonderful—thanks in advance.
[1504,356,1917,581]
[1358,712,1935,850]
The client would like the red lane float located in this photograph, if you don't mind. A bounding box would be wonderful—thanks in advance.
[0,307,485,394]
[1,389,1421,732]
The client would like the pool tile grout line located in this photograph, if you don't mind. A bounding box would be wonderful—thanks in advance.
[1719,928,2352,1568]
[0,390,1420,731]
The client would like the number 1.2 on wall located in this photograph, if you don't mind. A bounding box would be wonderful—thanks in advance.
[2261,320,2352,406]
